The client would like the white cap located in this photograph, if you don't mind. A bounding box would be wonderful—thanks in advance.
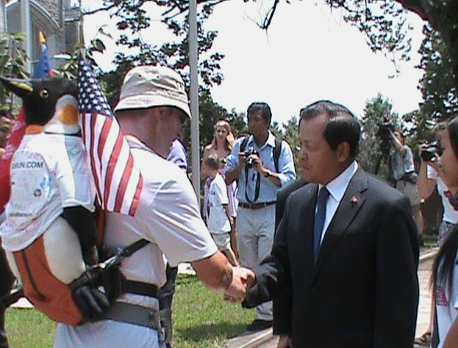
[114,66,191,119]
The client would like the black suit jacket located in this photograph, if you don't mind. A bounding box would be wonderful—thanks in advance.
[272,178,306,334]
[247,168,419,348]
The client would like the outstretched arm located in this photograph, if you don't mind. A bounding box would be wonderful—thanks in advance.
[192,251,254,301]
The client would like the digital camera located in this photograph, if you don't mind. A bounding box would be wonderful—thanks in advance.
[376,122,395,139]
[244,146,259,168]
[421,141,443,162]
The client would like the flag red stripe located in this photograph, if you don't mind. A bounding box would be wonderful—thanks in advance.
[114,154,134,212]
[129,177,144,216]
[103,125,123,207]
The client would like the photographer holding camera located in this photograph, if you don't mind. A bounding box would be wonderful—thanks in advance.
[389,129,424,245]
[416,121,458,346]
[418,121,458,245]
[225,102,296,331]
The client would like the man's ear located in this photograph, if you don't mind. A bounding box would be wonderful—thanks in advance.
[336,142,351,163]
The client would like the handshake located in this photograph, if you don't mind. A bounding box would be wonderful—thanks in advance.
[223,266,256,303]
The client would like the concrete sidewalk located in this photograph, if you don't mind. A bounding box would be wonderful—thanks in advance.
[223,247,439,348]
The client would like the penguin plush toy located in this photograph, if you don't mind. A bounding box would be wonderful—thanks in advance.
[0,77,109,325]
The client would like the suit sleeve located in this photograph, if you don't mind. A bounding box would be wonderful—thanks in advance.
[374,194,419,348]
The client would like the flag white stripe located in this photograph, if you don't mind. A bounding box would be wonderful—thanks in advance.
[107,142,130,212]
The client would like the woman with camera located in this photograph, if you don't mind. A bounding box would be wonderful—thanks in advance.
[415,121,458,346]
[429,116,458,348]
[418,121,458,245]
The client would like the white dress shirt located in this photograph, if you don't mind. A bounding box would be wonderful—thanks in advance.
[318,161,358,244]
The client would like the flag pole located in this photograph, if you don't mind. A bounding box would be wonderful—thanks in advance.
[189,0,200,202]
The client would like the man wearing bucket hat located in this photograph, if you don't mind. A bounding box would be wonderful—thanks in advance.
[54,66,254,348]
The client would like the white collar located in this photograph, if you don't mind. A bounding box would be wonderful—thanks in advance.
[247,131,276,150]
[321,161,358,203]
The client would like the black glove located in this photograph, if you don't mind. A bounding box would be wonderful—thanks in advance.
[72,285,110,321]
[70,270,110,321]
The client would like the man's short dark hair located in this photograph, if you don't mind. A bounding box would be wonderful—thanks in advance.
[247,102,272,124]
[205,153,220,171]
[299,100,361,158]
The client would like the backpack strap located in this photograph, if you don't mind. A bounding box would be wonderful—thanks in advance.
[240,136,249,153]
[273,137,282,173]
[101,239,150,271]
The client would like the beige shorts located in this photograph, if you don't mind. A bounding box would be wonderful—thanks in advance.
[396,180,422,206]
[210,232,232,251]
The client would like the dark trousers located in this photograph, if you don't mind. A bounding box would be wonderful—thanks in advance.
[0,248,14,348]
[158,264,178,348]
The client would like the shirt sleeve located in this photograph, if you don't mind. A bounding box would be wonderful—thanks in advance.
[224,138,243,173]
[142,165,218,267]
[275,141,296,187]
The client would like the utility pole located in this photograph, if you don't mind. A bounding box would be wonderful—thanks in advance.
[189,0,200,201]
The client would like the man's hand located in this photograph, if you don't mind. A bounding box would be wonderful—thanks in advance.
[277,335,293,348]
[223,266,255,302]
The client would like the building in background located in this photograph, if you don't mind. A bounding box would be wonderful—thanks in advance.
[4,0,82,70]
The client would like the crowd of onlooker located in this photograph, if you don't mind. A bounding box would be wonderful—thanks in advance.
[2,65,458,348]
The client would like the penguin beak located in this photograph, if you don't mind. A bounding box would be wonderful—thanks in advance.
[0,77,33,98]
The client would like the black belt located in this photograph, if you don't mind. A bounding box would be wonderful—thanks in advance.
[238,201,276,210]
[124,280,158,298]
[95,301,160,330]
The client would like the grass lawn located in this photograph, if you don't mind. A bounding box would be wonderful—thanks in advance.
[5,273,256,348]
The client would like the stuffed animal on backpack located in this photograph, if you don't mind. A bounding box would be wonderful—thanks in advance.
[0,77,108,325]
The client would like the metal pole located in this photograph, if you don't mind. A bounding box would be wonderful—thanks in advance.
[21,0,32,73]
[0,0,7,32]
[59,0,66,53]
[189,0,200,201]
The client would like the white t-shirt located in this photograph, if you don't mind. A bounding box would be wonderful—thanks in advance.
[55,139,218,348]
[206,174,231,234]
[435,259,458,348]
[427,166,458,224]
[0,133,95,251]
[391,145,415,181]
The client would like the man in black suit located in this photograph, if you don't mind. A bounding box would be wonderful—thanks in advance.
[243,100,419,348]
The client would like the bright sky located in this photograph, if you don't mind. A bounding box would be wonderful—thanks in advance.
[81,0,427,127]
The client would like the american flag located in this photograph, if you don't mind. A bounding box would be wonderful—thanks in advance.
[78,58,143,216]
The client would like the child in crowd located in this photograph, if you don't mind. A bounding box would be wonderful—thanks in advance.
[204,154,239,266]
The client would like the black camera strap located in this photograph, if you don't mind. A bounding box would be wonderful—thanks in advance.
[244,167,260,203]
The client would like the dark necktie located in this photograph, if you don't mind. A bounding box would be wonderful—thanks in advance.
[314,187,330,260]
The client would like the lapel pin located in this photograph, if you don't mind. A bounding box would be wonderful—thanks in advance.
[351,196,358,205]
